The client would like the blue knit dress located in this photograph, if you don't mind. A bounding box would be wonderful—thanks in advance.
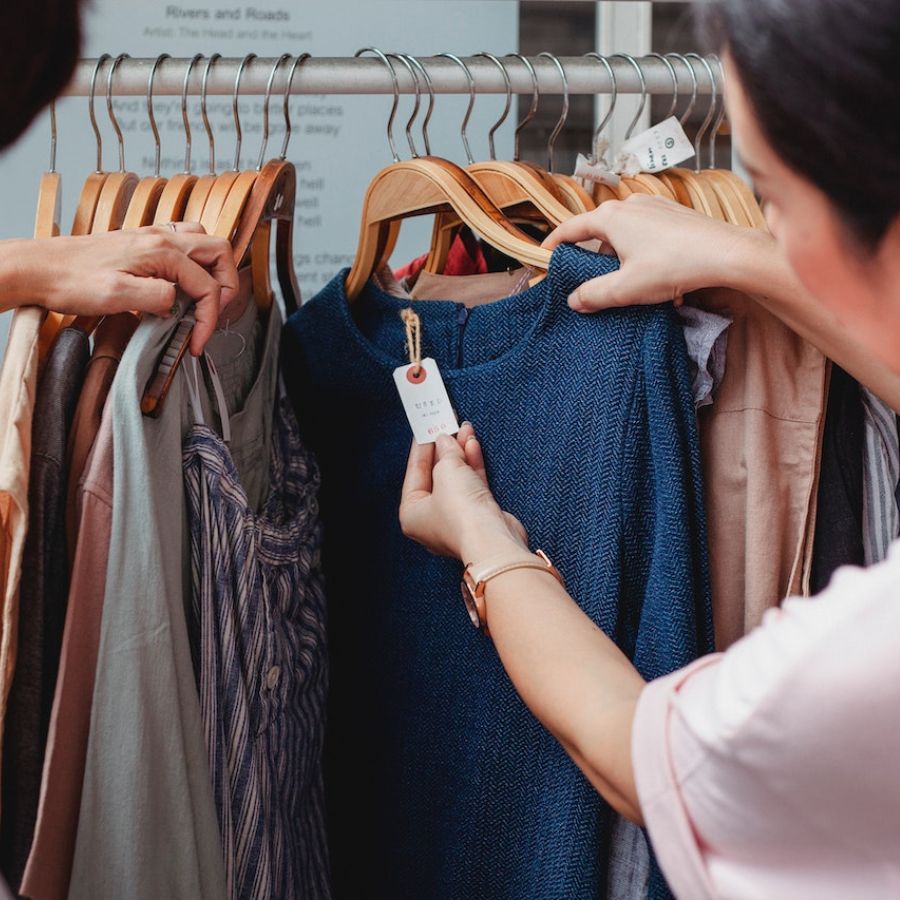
[282,244,714,899]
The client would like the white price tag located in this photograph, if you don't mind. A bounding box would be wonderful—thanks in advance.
[573,153,621,187]
[393,357,460,444]
[617,116,694,173]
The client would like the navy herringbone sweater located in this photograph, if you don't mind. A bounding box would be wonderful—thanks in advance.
[282,245,714,899]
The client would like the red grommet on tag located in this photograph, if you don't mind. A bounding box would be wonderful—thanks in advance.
[406,365,427,385]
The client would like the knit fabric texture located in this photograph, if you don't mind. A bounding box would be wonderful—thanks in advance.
[282,244,714,899]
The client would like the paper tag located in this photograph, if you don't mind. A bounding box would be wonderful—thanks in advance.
[573,153,621,187]
[617,116,694,173]
[393,357,460,444]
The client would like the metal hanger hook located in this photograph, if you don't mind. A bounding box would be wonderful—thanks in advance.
[88,53,111,173]
[258,53,290,170]
[106,53,130,172]
[201,53,222,174]
[48,101,58,174]
[437,53,476,165]
[707,54,727,170]
[355,48,400,163]
[537,52,569,173]
[403,56,434,156]
[233,53,256,171]
[475,52,512,162]
[685,52,717,171]
[147,54,170,177]
[387,53,421,158]
[609,53,646,141]
[505,53,538,163]
[584,53,617,162]
[280,53,311,160]
[646,52,678,121]
[666,53,698,127]
[181,54,203,174]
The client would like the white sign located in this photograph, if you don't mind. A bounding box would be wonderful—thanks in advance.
[0,0,518,346]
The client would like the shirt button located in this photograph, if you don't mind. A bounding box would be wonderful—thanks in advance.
[266,666,281,689]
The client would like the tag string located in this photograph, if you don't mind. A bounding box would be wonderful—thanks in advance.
[401,308,422,376]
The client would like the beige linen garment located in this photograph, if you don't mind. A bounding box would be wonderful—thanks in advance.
[692,288,828,650]
[0,307,44,771]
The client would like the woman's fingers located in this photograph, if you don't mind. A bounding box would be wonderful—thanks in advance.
[543,208,614,251]
[463,434,489,487]
[401,438,435,502]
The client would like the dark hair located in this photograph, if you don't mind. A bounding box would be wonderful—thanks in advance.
[698,0,900,249]
[0,0,84,151]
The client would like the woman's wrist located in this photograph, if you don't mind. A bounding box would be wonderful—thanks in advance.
[459,526,530,568]
[0,239,32,310]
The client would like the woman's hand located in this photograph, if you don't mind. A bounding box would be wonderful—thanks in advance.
[400,422,529,564]
[1,222,239,355]
[543,193,766,312]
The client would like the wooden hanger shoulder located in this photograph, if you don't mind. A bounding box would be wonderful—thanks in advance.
[122,176,167,229]
[154,173,198,224]
[71,172,108,235]
[200,171,241,232]
[553,174,595,213]
[91,172,139,232]
[183,173,218,224]
[34,172,62,239]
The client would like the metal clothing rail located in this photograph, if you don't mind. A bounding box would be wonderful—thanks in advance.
[63,55,719,98]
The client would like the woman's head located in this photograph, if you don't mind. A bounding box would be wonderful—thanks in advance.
[699,0,900,372]
[0,0,83,152]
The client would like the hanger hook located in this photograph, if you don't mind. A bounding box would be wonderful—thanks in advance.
[685,52,717,172]
[257,54,290,170]
[387,53,421,158]
[106,53,129,172]
[201,53,221,174]
[504,53,538,163]
[404,56,434,156]
[707,54,727,170]
[474,52,512,162]
[355,48,400,163]
[666,53,697,126]
[280,53,311,160]
[147,54,170,177]
[181,54,203,174]
[88,54,111,173]
[232,53,256,171]
[437,53,476,165]
[537,52,569,173]
[646,52,678,121]
[48,101,58,174]
[609,53,646,141]
[584,53,617,161]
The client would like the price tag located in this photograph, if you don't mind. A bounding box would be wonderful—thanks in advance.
[617,116,694,173]
[393,357,460,444]
[573,153,621,187]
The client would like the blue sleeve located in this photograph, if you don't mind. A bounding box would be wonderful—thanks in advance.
[618,307,715,681]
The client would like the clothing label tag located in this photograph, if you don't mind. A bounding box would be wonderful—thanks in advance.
[573,153,621,187]
[616,116,694,173]
[393,357,460,444]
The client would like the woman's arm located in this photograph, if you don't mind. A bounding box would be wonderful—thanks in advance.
[400,425,646,823]
[545,195,900,411]
[0,222,239,355]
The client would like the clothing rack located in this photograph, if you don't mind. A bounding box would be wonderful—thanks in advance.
[63,55,720,98]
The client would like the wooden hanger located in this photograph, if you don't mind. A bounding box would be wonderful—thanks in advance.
[141,158,300,417]
[91,55,139,233]
[122,54,172,230]
[416,53,571,273]
[71,55,113,236]
[183,54,224,222]
[345,158,550,301]
[154,54,204,224]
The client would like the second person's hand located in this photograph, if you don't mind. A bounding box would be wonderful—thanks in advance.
[543,193,768,312]
[1,222,239,355]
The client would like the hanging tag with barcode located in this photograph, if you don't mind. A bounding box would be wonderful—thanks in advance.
[616,116,694,173]
[393,358,460,444]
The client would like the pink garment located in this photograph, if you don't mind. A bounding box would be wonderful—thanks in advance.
[20,404,114,900]
[633,543,900,900]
